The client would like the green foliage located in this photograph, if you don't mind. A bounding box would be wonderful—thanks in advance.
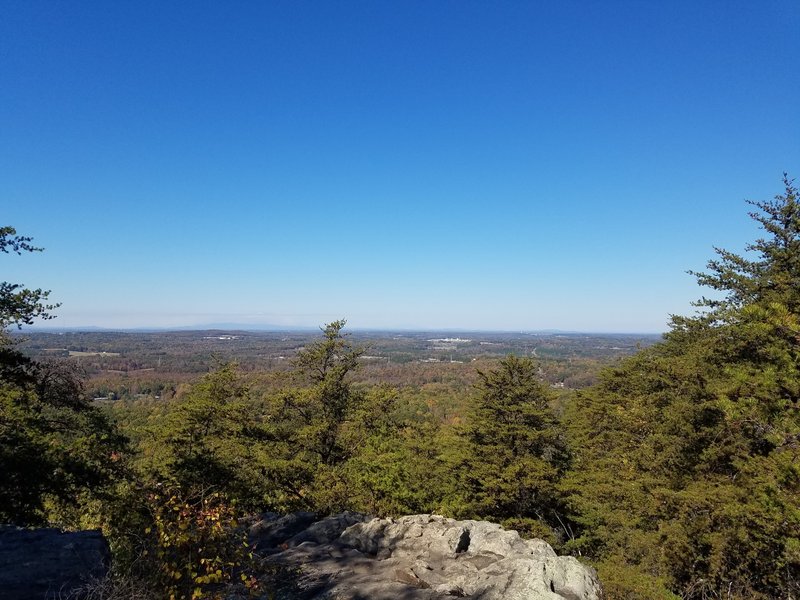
[263,320,368,511]
[0,363,126,526]
[562,176,800,598]
[152,366,256,493]
[689,174,800,314]
[224,320,453,517]
[144,488,259,600]
[289,319,365,467]
[104,483,259,600]
[450,355,569,541]
[593,561,679,600]
[0,228,125,526]
[339,385,447,515]
[0,225,59,328]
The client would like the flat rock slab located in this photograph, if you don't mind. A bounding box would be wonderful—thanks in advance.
[0,526,110,600]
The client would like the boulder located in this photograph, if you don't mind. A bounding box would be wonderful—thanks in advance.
[261,513,603,600]
[287,511,369,546]
[249,511,318,549]
[0,526,110,600]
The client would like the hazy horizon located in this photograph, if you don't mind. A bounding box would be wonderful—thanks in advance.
[16,308,680,334]
[21,320,666,336]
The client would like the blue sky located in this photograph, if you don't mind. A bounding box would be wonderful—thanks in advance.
[2,1,798,332]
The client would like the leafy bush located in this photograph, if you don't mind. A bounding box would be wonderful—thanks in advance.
[137,487,260,600]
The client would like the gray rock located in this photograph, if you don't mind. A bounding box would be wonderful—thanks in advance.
[545,556,603,600]
[260,513,602,600]
[249,511,318,550]
[288,511,369,546]
[341,515,471,561]
[0,525,110,600]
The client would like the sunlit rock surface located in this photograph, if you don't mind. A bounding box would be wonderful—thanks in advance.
[251,513,602,600]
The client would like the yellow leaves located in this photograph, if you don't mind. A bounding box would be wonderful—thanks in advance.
[144,485,259,600]
[242,574,259,590]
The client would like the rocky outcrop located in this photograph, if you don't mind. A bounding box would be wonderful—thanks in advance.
[0,526,110,600]
[251,513,602,600]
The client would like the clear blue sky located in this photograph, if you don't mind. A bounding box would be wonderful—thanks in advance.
[2,1,798,332]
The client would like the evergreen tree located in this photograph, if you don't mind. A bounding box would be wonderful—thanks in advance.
[563,176,800,599]
[454,355,569,540]
[688,173,800,314]
[141,363,272,508]
[0,226,59,329]
[291,319,365,467]
[263,320,367,511]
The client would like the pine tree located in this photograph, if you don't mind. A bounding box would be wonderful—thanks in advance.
[689,174,800,313]
[0,226,59,330]
[456,355,569,540]
[291,319,365,467]
[261,320,368,512]
[563,176,800,599]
